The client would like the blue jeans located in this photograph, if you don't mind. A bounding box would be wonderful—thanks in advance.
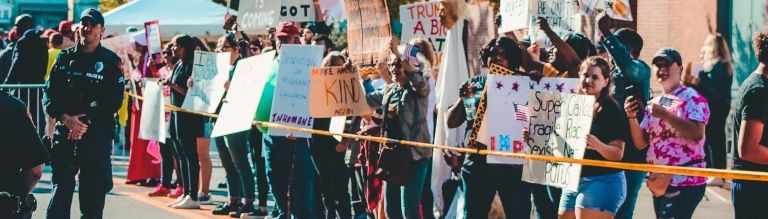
[384,158,430,219]
[264,135,317,219]
[531,184,560,219]
[615,170,646,219]
[559,171,626,215]
[215,130,256,200]
[732,180,768,219]
[462,163,532,219]
[652,185,705,219]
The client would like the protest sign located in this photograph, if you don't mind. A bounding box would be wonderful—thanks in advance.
[530,0,582,47]
[344,0,392,66]
[399,1,447,52]
[211,51,276,138]
[319,0,345,21]
[280,0,317,22]
[309,67,372,118]
[479,75,580,164]
[498,0,531,33]
[604,0,633,21]
[139,79,166,143]
[268,45,324,138]
[144,20,162,64]
[239,0,281,34]
[522,91,594,191]
[181,51,232,113]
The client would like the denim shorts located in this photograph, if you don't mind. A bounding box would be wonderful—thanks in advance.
[559,171,627,215]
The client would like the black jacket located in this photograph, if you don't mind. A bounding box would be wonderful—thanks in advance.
[43,44,125,135]
[4,29,47,85]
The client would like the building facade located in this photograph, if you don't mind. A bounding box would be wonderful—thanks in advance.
[1,0,98,31]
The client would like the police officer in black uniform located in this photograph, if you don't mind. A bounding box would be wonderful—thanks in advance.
[0,92,49,219]
[43,8,125,219]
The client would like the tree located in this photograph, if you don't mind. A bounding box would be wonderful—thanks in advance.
[99,0,129,13]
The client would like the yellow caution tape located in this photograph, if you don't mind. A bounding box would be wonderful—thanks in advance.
[127,92,768,182]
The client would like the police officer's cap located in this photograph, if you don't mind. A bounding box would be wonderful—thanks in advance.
[80,8,104,25]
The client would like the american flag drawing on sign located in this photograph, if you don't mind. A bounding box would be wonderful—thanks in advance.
[514,103,529,121]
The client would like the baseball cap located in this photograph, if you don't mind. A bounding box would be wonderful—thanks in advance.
[41,29,57,38]
[14,14,32,27]
[58,20,72,33]
[131,30,147,46]
[652,48,682,66]
[275,22,299,37]
[80,8,104,25]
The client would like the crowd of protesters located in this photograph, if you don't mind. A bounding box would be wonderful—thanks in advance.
[1,2,767,219]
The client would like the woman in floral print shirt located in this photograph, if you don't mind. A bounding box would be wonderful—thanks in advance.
[624,48,710,219]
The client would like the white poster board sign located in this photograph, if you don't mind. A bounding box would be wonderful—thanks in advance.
[479,76,580,164]
[211,51,277,138]
[181,51,232,113]
[268,45,324,138]
[399,1,447,52]
[530,0,582,47]
[139,79,166,143]
[280,0,317,22]
[522,91,594,191]
[499,0,531,33]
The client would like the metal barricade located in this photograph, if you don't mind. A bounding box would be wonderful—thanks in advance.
[1,84,46,137]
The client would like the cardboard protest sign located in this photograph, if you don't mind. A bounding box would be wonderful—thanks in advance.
[309,67,372,118]
[522,92,594,191]
[479,76,580,164]
[268,45,324,138]
[181,51,232,113]
[399,1,447,53]
[139,79,166,143]
[280,0,317,22]
[239,0,281,34]
[530,0,582,46]
[144,20,162,64]
[344,0,392,66]
[211,51,276,138]
[498,0,531,33]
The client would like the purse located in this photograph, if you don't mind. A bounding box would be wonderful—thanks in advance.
[646,159,704,197]
[375,88,415,185]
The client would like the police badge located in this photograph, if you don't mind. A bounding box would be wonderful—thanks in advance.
[95,62,104,73]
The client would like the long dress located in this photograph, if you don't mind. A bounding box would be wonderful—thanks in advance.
[126,52,161,181]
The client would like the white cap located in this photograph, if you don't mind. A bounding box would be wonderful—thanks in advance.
[131,30,147,46]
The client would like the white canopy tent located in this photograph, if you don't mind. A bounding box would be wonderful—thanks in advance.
[103,0,235,41]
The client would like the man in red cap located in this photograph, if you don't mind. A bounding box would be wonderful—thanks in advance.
[58,20,75,49]
[254,21,318,219]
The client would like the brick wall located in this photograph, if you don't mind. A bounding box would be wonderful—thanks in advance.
[636,0,718,92]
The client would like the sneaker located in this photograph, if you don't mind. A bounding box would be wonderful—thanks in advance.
[229,204,255,218]
[212,202,242,215]
[197,193,213,205]
[148,185,171,197]
[167,195,187,207]
[168,186,184,198]
[172,196,201,209]
[218,180,228,189]
[240,207,268,219]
